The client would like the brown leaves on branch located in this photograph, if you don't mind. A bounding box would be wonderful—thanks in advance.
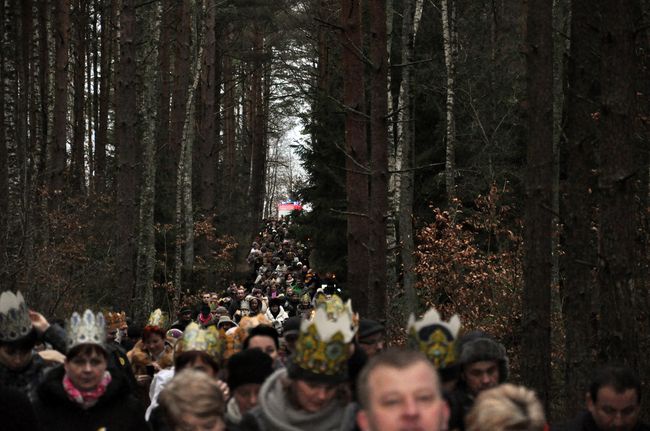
[414,185,523,363]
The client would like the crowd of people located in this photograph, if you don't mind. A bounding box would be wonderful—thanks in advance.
[0,219,647,430]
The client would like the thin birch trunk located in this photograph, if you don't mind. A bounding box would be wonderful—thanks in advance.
[173,12,203,306]
[386,0,400,312]
[135,2,163,319]
[441,0,456,204]
[398,0,423,316]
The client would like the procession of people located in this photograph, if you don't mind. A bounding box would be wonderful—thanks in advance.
[0,219,646,430]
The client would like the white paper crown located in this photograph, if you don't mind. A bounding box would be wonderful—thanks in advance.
[0,291,32,341]
[302,300,356,343]
[408,308,461,336]
[66,310,106,350]
[407,308,461,369]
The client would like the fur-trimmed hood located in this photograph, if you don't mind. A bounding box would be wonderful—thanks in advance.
[126,340,174,374]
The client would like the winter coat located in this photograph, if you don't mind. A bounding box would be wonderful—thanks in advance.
[106,341,138,392]
[127,339,175,377]
[240,368,357,431]
[127,339,174,404]
[0,386,39,431]
[446,384,475,431]
[265,306,289,334]
[552,410,650,431]
[34,365,148,431]
[0,353,57,402]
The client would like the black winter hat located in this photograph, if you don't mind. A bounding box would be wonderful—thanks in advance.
[458,336,509,382]
[358,319,384,340]
[227,349,274,391]
[282,316,301,336]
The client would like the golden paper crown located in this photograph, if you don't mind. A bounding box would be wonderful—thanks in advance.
[66,310,106,350]
[293,299,356,377]
[0,291,32,342]
[176,322,225,361]
[147,309,169,328]
[407,308,461,369]
[106,311,127,331]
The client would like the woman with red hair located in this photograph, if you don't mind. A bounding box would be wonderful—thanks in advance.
[127,324,174,403]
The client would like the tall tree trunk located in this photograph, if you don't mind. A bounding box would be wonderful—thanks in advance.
[597,0,640,368]
[398,0,423,316]
[37,0,49,188]
[169,0,191,294]
[551,0,569,290]
[71,0,87,193]
[115,0,139,308]
[522,0,553,409]
[0,0,7,277]
[158,0,190,237]
[135,1,163,322]
[196,0,218,287]
[248,25,266,230]
[341,0,369,315]
[18,0,36,292]
[95,0,114,194]
[368,0,388,319]
[222,44,236,203]
[562,0,599,415]
[89,3,98,187]
[385,0,401,321]
[441,0,456,204]
[50,0,70,207]
[174,42,202,307]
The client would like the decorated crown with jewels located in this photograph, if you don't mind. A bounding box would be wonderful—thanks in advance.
[176,322,225,361]
[407,308,461,369]
[293,298,356,378]
[66,310,106,350]
[0,291,33,342]
[147,309,169,329]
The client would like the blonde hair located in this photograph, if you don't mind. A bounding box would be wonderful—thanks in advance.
[466,384,546,431]
[159,369,225,426]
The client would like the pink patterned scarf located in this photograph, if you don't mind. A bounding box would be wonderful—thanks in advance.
[63,371,112,409]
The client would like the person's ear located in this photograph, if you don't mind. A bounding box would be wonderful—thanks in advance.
[356,410,370,431]
[442,400,450,423]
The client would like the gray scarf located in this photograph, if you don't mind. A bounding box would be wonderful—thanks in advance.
[258,368,354,431]
[226,397,242,425]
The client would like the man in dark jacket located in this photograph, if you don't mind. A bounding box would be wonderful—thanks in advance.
[446,334,509,431]
[0,291,67,402]
[557,365,648,431]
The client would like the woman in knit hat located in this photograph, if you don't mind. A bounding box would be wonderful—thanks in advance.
[225,348,274,430]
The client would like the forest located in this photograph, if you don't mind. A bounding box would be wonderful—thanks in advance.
[0,0,648,420]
